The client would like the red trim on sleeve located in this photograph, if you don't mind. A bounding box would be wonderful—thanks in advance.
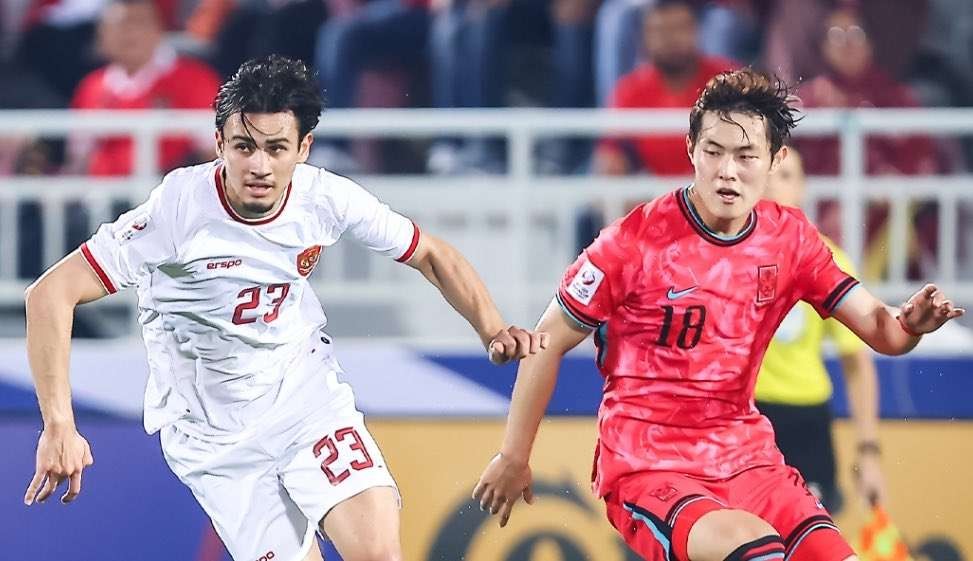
[395,222,421,263]
[80,243,118,294]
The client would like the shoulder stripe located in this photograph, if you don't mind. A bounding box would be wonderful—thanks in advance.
[80,243,117,294]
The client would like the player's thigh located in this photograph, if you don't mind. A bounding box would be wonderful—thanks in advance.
[605,472,726,561]
[161,425,319,561]
[320,486,401,561]
[277,409,400,560]
[731,464,854,561]
[687,509,779,561]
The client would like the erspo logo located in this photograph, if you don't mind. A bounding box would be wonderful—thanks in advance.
[427,477,640,561]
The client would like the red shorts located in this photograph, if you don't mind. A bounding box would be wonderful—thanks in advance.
[603,464,854,561]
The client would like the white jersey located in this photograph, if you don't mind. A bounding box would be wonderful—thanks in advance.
[81,161,419,442]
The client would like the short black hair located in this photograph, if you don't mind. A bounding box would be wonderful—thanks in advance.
[688,68,801,156]
[214,55,323,141]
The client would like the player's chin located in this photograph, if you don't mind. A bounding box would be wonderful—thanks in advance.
[241,200,276,215]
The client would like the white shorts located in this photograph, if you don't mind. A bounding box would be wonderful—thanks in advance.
[161,402,397,561]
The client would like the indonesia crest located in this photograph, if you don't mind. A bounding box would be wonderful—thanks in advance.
[297,245,323,277]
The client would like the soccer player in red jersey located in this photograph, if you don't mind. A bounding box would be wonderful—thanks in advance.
[473,68,964,561]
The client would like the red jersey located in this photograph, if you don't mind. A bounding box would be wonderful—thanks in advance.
[71,47,221,176]
[603,57,736,175]
[556,187,858,496]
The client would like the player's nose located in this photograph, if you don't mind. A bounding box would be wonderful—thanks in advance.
[717,154,738,180]
[249,149,272,177]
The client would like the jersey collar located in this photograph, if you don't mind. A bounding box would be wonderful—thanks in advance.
[677,185,757,246]
[214,165,292,226]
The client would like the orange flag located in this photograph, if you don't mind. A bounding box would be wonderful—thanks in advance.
[857,505,915,561]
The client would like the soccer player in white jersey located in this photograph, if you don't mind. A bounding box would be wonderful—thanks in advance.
[22,55,546,561]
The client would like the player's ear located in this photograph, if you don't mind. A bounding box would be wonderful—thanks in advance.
[214,130,224,158]
[685,135,695,166]
[297,133,313,163]
[769,145,788,174]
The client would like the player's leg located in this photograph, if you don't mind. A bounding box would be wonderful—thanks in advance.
[732,464,855,561]
[686,509,785,561]
[319,486,401,561]
[277,398,401,561]
[160,425,322,561]
[605,472,765,561]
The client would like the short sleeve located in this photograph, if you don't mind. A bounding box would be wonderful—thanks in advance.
[331,174,419,262]
[795,221,860,319]
[556,206,643,330]
[81,177,178,293]
[821,242,864,353]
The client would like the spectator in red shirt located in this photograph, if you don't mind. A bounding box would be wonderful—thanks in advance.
[594,0,735,176]
[795,4,939,176]
[70,0,221,176]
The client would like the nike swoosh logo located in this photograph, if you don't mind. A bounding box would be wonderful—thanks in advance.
[667,286,698,299]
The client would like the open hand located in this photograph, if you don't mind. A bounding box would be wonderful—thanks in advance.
[899,284,965,335]
[25,425,94,506]
[488,326,549,365]
[472,453,534,527]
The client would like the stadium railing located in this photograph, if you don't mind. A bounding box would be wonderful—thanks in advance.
[1,108,972,341]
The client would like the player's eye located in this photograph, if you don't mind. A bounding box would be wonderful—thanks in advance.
[740,154,758,160]
[269,145,286,153]
[235,144,253,152]
[704,149,720,156]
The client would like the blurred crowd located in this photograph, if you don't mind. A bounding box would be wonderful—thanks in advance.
[1,0,973,279]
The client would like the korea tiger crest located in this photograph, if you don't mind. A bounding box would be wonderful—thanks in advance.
[297,245,323,277]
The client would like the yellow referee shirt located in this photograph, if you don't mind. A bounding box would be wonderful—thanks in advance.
[755,237,864,406]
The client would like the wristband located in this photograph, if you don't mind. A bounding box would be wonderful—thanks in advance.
[857,440,882,456]
[896,314,921,338]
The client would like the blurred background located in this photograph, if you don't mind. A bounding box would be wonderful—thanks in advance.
[1,0,972,559]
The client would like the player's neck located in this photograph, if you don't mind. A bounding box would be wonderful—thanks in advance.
[686,186,750,237]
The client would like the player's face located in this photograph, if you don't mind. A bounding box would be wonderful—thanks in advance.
[687,111,786,234]
[763,150,806,208]
[217,112,313,218]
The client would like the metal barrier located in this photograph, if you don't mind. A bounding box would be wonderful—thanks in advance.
[1,108,972,340]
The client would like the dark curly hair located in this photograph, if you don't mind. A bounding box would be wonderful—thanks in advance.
[688,68,801,156]
[214,55,323,141]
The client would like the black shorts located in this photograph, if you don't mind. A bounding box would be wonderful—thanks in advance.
[756,401,844,514]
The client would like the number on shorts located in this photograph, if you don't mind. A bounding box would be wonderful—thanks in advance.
[313,427,375,485]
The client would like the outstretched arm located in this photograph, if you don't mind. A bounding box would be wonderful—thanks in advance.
[833,283,964,356]
[24,250,105,505]
[473,299,590,527]
[405,233,547,363]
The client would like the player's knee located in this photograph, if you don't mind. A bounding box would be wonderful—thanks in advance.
[687,509,782,561]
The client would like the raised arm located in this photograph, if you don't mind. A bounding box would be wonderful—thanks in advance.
[832,283,964,356]
[23,250,108,505]
[405,233,547,363]
[472,299,590,527]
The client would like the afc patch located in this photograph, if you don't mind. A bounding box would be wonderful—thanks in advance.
[297,245,323,277]
[114,213,151,242]
[757,264,778,303]
[566,259,605,306]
